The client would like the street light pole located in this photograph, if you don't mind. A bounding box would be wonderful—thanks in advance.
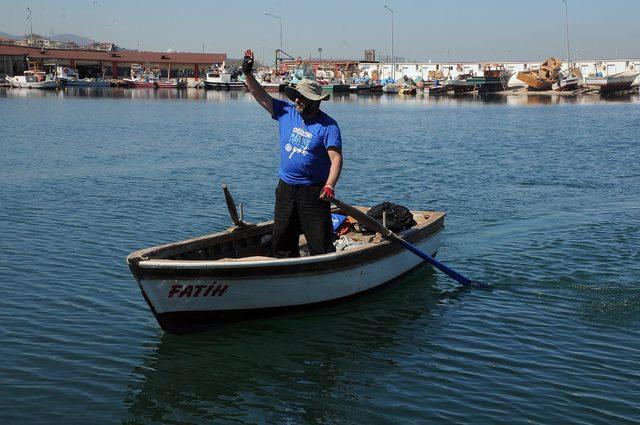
[265,12,283,53]
[384,5,394,80]
[560,0,571,67]
[265,12,283,69]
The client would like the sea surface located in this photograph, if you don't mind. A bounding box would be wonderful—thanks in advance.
[1,87,639,424]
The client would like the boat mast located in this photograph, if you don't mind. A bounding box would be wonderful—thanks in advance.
[27,7,33,41]
[384,4,394,80]
[561,0,571,68]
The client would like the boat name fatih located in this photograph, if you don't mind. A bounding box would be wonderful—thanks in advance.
[168,284,229,298]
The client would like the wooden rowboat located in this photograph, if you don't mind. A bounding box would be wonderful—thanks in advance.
[126,206,445,334]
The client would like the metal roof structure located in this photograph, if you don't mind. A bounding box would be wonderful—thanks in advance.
[0,44,225,65]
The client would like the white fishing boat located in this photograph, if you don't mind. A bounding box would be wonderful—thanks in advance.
[585,70,640,93]
[123,64,187,89]
[382,83,400,94]
[204,64,246,90]
[6,70,57,89]
[255,69,284,92]
[55,66,110,87]
[126,196,445,334]
[553,71,581,91]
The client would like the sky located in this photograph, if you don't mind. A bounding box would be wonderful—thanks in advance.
[2,0,639,62]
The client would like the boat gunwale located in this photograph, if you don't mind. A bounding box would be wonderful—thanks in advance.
[136,225,444,270]
[127,210,446,276]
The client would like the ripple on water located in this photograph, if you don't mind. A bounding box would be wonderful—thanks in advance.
[1,91,640,424]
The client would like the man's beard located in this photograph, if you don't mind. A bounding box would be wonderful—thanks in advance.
[296,101,320,118]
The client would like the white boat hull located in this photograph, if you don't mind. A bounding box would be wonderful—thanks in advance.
[6,76,58,89]
[138,230,442,316]
[64,79,111,87]
[553,76,581,91]
[382,84,399,93]
[585,71,640,92]
[204,81,246,90]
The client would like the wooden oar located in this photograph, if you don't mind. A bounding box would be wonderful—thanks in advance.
[331,198,489,289]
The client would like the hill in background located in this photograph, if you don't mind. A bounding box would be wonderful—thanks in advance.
[0,31,96,46]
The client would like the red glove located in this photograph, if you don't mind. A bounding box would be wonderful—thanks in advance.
[319,185,335,200]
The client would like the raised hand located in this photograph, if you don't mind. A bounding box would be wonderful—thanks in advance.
[242,49,254,75]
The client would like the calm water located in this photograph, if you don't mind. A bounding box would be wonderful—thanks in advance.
[1,87,639,424]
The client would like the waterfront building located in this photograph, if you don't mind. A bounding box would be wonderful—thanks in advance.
[0,45,225,82]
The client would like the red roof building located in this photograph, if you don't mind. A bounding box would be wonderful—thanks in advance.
[0,45,226,79]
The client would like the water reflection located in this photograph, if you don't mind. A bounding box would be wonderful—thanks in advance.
[122,269,470,424]
[1,86,638,105]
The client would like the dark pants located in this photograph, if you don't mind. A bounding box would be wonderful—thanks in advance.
[272,180,335,258]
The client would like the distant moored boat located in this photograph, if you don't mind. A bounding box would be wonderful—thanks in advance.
[585,70,640,94]
[6,71,58,89]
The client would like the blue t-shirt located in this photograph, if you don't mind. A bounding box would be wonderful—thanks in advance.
[272,98,342,185]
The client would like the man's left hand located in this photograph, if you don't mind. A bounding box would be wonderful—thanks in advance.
[242,49,254,75]
[319,185,335,201]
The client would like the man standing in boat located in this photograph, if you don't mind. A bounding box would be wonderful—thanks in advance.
[242,49,343,258]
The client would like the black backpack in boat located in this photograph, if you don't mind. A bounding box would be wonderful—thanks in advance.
[362,202,417,233]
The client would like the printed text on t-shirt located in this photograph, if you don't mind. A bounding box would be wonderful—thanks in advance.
[285,127,313,159]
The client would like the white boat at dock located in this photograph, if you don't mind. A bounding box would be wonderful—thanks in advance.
[6,71,58,89]
[126,200,445,334]
[204,64,246,90]
[585,70,640,93]
[553,70,581,91]
[256,69,284,92]
[55,66,110,87]
[6,61,58,89]
[382,83,400,93]
[123,64,187,89]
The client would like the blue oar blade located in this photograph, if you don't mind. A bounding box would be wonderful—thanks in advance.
[331,198,488,289]
[394,237,491,289]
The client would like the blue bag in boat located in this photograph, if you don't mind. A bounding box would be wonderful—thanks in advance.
[331,213,348,233]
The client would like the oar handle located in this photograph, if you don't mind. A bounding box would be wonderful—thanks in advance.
[331,198,392,238]
[332,197,484,288]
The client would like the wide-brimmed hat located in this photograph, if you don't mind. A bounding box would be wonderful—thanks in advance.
[284,79,330,102]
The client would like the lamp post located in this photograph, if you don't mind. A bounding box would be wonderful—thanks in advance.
[265,12,283,53]
[560,0,571,67]
[265,12,282,69]
[384,4,394,80]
